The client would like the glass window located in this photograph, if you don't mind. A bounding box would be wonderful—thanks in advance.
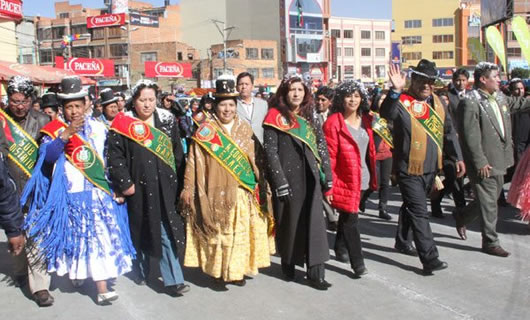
[344,47,354,56]
[432,18,454,27]
[375,65,386,78]
[141,52,157,63]
[343,30,353,38]
[361,48,371,57]
[21,54,33,64]
[177,52,183,61]
[344,65,354,75]
[71,25,88,36]
[361,30,371,40]
[91,28,105,40]
[402,36,422,45]
[261,48,274,60]
[71,46,90,58]
[375,48,385,57]
[52,27,66,39]
[375,31,385,40]
[331,29,341,38]
[37,28,52,41]
[404,20,422,28]
[110,44,128,57]
[108,26,124,38]
[433,34,454,43]
[39,50,53,63]
[403,52,422,60]
[59,12,69,19]
[262,68,274,78]
[432,51,454,59]
[91,45,105,58]
[246,48,259,59]
[247,68,259,79]
[507,47,521,57]
[361,66,372,78]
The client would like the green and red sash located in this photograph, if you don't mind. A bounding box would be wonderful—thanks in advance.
[110,112,176,173]
[263,108,326,183]
[40,120,111,195]
[192,110,212,127]
[0,109,39,177]
[371,111,394,148]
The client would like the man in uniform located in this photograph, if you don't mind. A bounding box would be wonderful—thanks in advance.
[381,60,465,275]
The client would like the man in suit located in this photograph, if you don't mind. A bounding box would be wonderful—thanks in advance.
[381,60,465,275]
[453,62,530,257]
[236,72,269,145]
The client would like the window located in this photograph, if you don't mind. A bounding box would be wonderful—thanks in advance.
[404,20,421,28]
[262,68,274,78]
[71,46,90,58]
[375,65,386,78]
[344,47,354,56]
[177,52,183,61]
[261,48,274,60]
[508,31,517,41]
[141,52,157,63]
[71,25,87,36]
[246,48,258,59]
[109,44,128,57]
[21,54,33,64]
[331,29,341,38]
[115,65,128,78]
[247,68,259,79]
[507,47,522,57]
[402,36,422,45]
[108,26,124,38]
[433,34,454,43]
[361,66,372,78]
[52,27,66,39]
[59,12,69,19]
[91,28,105,40]
[375,48,385,57]
[361,30,371,40]
[37,28,52,41]
[403,52,422,60]
[343,30,353,38]
[39,50,53,63]
[361,48,371,57]
[375,31,385,40]
[214,68,234,78]
[432,51,454,59]
[432,18,454,27]
[91,45,105,58]
[344,65,354,79]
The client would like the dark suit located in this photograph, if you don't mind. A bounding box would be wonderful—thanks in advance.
[381,90,462,265]
[456,89,530,248]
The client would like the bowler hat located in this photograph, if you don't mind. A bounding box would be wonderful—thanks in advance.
[41,92,59,108]
[410,59,439,80]
[214,75,239,98]
[57,76,87,100]
[99,88,119,106]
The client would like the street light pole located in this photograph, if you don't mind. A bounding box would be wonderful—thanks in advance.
[211,19,235,74]
[122,23,138,89]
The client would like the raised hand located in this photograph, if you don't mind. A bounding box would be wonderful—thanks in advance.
[388,64,407,92]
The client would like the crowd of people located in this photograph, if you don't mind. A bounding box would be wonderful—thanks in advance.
[0,58,529,307]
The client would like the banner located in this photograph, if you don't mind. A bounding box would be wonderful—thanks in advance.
[467,37,486,62]
[391,41,401,66]
[57,57,115,77]
[0,0,22,21]
[87,13,125,29]
[144,62,192,78]
[130,13,159,28]
[486,26,506,71]
[112,0,128,14]
[511,15,530,66]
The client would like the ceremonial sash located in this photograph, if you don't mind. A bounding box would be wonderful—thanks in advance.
[40,120,112,195]
[371,111,393,148]
[398,93,445,175]
[192,110,212,127]
[110,112,176,173]
[263,108,326,183]
[0,109,39,177]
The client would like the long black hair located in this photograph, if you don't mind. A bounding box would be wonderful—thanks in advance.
[330,80,370,116]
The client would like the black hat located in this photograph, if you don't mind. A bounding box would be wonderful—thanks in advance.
[41,92,59,108]
[214,75,239,98]
[410,59,439,79]
[99,88,118,106]
[57,76,87,100]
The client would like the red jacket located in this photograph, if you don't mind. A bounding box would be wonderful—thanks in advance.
[323,112,377,213]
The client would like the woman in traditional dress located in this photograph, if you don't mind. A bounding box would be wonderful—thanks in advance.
[106,80,190,296]
[507,147,530,227]
[180,75,274,287]
[263,74,333,290]
[22,76,135,305]
[323,81,378,276]
[97,88,120,127]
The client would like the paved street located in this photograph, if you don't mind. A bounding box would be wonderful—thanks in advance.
[1,188,529,320]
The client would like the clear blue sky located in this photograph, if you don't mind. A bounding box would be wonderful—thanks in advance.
[23,0,391,19]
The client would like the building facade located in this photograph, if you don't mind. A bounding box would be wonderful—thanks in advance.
[0,21,19,63]
[329,17,391,83]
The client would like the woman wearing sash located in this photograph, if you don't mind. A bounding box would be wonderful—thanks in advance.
[180,75,275,287]
[322,81,377,277]
[263,74,333,290]
[22,76,135,305]
[106,80,190,296]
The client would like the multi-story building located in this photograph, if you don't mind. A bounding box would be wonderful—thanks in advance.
[392,0,460,69]
[0,20,19,63]
[15,17,37,65]
[328,17,391,83]
[505,0,530,72]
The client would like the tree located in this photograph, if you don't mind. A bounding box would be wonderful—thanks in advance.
[510,67,530,79]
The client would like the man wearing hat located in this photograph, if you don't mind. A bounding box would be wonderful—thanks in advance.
[97,88,120,126]
[381,60,465,275]
[41,92,60,121]
[0,76,53,306]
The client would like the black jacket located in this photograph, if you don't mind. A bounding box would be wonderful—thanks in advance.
[0,151,23,237]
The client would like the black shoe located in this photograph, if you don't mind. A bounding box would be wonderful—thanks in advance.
[431,202,444,218]
[334,250,349,263]
[33,290,54,307]
[166,284,190,296]
[134,277,147,286]
[229,279,246,287]
[13,275,28,288]
[327,221,338,232]
[379,209,392,220]
[497,198,510,207]
[394,243,418,256]
[423,259,448,275]
[307,278,332,291]
[281,263,295,281]
[353,265,368,277]
[359,201,366,213]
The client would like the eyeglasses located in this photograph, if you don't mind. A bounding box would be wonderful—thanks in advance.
[9,99,31,106]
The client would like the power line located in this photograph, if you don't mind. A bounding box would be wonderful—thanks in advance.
[0,25,37,38]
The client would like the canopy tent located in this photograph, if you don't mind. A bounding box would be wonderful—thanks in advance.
[0,61,96,85]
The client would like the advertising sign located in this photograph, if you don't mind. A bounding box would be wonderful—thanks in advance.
[391,41,401,66]
[87,13,125,29]
[0,0,22,21]
[144,62,192,78]
[58,57,115,77]
[481,0,513,27]
[112,0,128,14]
[130,13,159,28]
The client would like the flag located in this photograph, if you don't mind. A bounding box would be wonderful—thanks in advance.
[511,15,530,66]
[486,26,506,72]
[296,0,304,28]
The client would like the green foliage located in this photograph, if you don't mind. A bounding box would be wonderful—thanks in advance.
[511,67,530,79]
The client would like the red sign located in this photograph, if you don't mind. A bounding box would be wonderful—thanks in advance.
[56,57,115,77]
[0,0,22,21]
[87,13,125,29]
[144,61,192,78]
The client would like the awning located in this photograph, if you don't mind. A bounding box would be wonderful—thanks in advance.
[0,61,96,85]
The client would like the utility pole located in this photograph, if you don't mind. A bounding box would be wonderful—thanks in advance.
[211,19,235,74]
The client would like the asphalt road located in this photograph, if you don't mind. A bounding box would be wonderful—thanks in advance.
[1,188,529,320]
